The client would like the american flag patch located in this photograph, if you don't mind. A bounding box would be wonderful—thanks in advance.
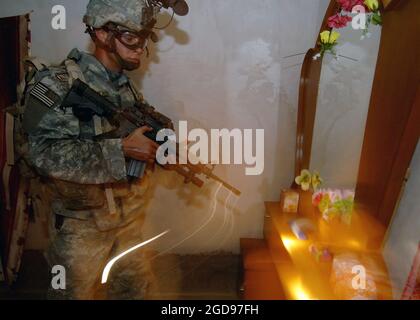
[30,82,58,108]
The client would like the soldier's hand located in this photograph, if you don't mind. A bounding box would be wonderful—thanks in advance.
[122,126,159,163]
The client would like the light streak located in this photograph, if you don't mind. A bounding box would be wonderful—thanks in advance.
[101,230,170,284]
[149,186,237,281]
[220,193,238,246]
[208,191,232,244]
[160,183,223,255]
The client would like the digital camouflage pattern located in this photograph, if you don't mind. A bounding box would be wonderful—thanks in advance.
[47,210,151,299]
[83,0,157,32]
[22,48,154,299]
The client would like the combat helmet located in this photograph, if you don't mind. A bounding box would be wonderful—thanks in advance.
[84,0,189,37]
[83,0,158,34]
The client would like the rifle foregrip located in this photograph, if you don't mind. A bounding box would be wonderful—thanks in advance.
[127,159,147,180]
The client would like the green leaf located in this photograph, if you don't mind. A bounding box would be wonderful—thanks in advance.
[372,12,383,25]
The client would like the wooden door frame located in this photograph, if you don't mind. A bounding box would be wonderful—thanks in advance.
[382,0,404,10]
[0,14,29,284]
[355,0,420,226]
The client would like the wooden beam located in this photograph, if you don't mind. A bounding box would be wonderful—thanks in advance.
[294,0,341,179]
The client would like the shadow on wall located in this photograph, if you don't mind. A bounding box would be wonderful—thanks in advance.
[160,12,190,46]
[132,12,191,90]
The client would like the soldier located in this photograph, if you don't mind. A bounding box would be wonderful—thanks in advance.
[21,0,180,299]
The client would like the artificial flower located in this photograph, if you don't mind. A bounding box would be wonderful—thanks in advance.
[318,193,331,215]
[324,207,340,220]
[320,31,331,44]
[371,11,383,25]
[295,169,312,191]
[364,0,379,11]
[337,0,366,12]
[311,171,323,190]
[327,189,342,203]
[313,188,355,223]
[327,14,352,29]
[329,31,341,44]
[312,190,324,207]
[318,31,340,59]
[333,199,354,215]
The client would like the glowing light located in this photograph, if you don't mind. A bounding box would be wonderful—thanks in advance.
[101,230,170,284]
[294,286,311,300]
[282,235,299,252]
[291,281,312,300]
[347,239,362,249]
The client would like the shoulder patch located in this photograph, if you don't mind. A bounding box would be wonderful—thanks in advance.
[29,82,60,109]
[55,72,69,82]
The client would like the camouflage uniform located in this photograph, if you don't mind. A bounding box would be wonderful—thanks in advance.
[23,48,153,299]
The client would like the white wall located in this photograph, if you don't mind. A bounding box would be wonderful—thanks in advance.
[310,23,382,189]
[383,141,420,299]
[1,0,329,254]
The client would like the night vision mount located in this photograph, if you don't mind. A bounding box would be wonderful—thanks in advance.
[144,0,189,21]
[156,0,189,16]
[141,0,189,41]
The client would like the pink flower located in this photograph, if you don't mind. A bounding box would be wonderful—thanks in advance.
[336,0,366,12]
[327,189,342,203]
[328,14,352,29]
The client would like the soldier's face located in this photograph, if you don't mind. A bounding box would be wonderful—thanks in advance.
[114,38,145,71]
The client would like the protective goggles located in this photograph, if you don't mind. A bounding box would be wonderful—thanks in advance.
[104,24,151,50]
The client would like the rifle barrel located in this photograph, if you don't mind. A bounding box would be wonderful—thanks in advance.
[206,172,241,196]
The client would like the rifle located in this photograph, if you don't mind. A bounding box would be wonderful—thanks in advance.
[61,79,241,196]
